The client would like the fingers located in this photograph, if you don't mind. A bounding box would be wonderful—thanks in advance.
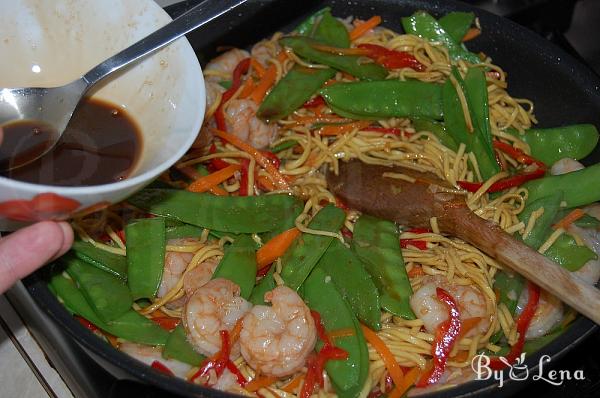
[0,221,74,293]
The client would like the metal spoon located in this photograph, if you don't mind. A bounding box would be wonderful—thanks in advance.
[0,0,247,171]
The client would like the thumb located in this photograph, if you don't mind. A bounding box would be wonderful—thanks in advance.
[0,221,74,293]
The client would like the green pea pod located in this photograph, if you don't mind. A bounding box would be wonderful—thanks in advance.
[401,11,480,64]
[320,80,444,120]
[162,324,205,366]
[412,118,458,151]
[128,189,303,234]
[352,215,415,319]
[212,234,257,299]
[317,239,381,330]
[295,7,331,36]
[304,267,368,398]
[523,326,565,354]
[492,270,524,315]
[544,234,596,272]
[280,205,346,290]
[257,66,336,121]
[464,67,494,154]
[554,210,600,229]
[218,80,232,89]
[507,124,599,166]
[313,10,350,48]
[443,67,499,180]
[525,163,600,208]
[71,240,127,281]
[517,192,563,250]
[126,217,166,300]
[49,273,169,345]
[438,12,475,43]
[165,222,205,240]
[249,266,276,305]
[280,37,388,81]
[61,254,132,323]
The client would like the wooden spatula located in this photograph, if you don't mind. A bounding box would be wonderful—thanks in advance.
[327,159,600,325]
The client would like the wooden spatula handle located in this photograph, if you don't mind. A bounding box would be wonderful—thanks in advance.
[453,207,600,325]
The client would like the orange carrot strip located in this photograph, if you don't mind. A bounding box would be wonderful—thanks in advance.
[239,77,256,99]
[310,43,370,56]
[257,174,277,192]
[361,325,404,389]
[327,328,356,340]
[256,227,301,268]
[553,208,586,230]
[389,367,420,398]
[281,375,304,393]
[213,129,290,190]
[462,27,481,42]
[318,121,371,136]
[106,334,119,348]
[179,166,228,196]
[250,63,277,104]
[407,266,425,278]
[349,16,382,41]
[186,164,240,193]
[245,376,279,392]
[230,318,244,345]
[251,58,266,78]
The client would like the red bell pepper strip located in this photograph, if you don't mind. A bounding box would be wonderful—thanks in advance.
[215,58,251,131]
[75,316,99,332]
[151,316,181,331]
[489,282,540,370]
[190,330,231,384]
[151,361,175,376]
[303,96,326,108]
[208,143,232,171]
[300,311,349,398]
[357,44,425,71]
[492,141,545,168]
[400,228,430,251]
[260,150,281,169]
[239,159,250,196]
[416,288,461,387]
[225,360,247,386]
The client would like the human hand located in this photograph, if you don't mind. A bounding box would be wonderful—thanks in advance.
[0,221,74,293]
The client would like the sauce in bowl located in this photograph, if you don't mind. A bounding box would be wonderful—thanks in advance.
[0,98,142,186]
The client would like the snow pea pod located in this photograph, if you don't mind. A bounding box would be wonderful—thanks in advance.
[507,124,599,166]
[304,267,369,398]
[525,163,600,208]
[50,272,169,345]
[212,234,257,299]
[162,324,205,365]
[312,10,350,48]
[493,270,524,315]
[61,254,132,323]
[126,217,166,300]
[438,11,475,43]
[401,11,480,64]
[128,189,303,234]
[280,37,388,81]
[320,80,443,120]
[412,118,458,151]
[71,240,127,281]
[280,205,346,290]
[518,192,563,250]
[317,239,381,330]
[544,234,597,272]
[464,67,494,154]
[352,215,415,319]
[165,222,205,240]
[295,7,331,35]
[443,67,499,180]
[257,66,336,121]
[249,266,276,305]
[554,209,600,229]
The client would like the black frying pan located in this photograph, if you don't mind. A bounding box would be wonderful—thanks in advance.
[24,0,600,397]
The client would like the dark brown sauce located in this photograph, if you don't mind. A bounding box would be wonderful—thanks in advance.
[0,98,142,186]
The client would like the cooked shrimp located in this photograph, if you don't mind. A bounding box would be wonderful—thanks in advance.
[516,289,563,339]
[550,158,584,175]
[240,286,317,377]
[119,342,192,379]
[204,48,250,83]
[251,39,281,67]
[212,368,247,394]
[224,99,279,149]
[410,276,490,337]
[184,278,252,358]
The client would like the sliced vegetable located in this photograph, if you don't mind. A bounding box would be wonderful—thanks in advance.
[165,222,204,240]
[128,189,303,234]
[162,324,205,366]
[61,254,132,323]
[215,58,251,131]
[304,268,368,398]
[280,205,346,290]
[464,67,493,154]
[313,10,350,48]
[186,164,240,193]
[544,234,597,272]
[349,16,382,41]
[438,12,475,43]
[125,217,166,300]
[71,240,127,281]
[249,266,276,305]
[517,192,563,250]
[493,270,525,315]
[352,215,415,319]
[554,209,600,229]
[507,124,599,166]
[357,44,424,71]
[320,80,443,120]
[249,63,278,104]
[270,140,299,153]
[401,11,480,63]
[317,239,381,330]
[212,234,257,299]
[256,227,301,269]
[295,7,331,36]
[412,118,458,151]
[361,325,405,396]
[280,36,388,80]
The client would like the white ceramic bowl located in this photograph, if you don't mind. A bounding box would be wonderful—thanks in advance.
[0,0,205,229]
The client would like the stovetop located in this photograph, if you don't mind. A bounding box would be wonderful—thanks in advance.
[4,0,600,397]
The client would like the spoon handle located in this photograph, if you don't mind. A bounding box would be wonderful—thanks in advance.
[81,0,247,88]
